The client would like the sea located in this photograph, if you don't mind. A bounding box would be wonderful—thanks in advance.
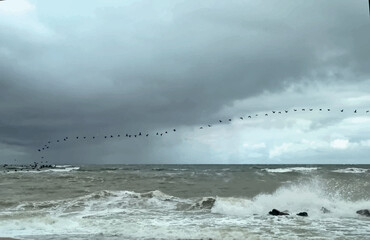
[0,164,369,240]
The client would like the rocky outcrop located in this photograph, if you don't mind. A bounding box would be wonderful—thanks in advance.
[356,209,370,217]
[296,212,308,217]
[269,209,289,216]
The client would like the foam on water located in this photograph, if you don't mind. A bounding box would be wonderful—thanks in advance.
[1,165,369,239]
[262,167,319,173]
[212,177,369,218]
[332,168,368,174]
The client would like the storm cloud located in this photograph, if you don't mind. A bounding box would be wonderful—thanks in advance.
[1,0,369,164]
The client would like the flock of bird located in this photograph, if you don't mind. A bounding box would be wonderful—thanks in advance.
[36,108,370,157]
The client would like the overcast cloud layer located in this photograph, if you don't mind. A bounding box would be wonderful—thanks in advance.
[1,0,370,164]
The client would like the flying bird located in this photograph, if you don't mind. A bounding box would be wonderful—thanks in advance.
[240,117,243,120]
[200,127,203,129]
[341,109,344,112]
[219,120,222,123]
[354,110,357,113]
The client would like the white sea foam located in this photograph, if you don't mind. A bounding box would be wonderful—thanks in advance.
[1,184,370,240]
[212,178,370,218]
[262,167,319,173]
[332,168,368,174]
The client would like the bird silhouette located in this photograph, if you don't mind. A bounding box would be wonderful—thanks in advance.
[248,116,251,118]
[341,109,344,112]
[208,125,212,127]
[200,127,203,129]
[354,110,357,113]
[240,117,243,120]
[173,129,176,131]
[219,120,222,123]
[265,113,268,116]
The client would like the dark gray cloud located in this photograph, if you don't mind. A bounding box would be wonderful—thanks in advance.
[0,0,369,164]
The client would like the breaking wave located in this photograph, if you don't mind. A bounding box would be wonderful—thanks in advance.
[332,168,368,174]
[212,177,370,218]
[262,167,319,173]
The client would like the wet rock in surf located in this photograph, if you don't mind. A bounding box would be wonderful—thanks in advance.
[356,209,370,217]
[190,197,216,209]
[269,209,289,216]
[320,207,331,214]
[297,212,308,217]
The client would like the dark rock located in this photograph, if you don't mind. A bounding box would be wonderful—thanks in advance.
[189,197,216,210]
[269,209,289,216]
[320,207,331,214]
[200,197,216,209]
[297,212,308,217]
[356,209,370,217]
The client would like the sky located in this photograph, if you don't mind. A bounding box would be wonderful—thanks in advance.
[0,0,370,164]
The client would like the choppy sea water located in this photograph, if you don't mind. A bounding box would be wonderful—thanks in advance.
[0,164,369,240]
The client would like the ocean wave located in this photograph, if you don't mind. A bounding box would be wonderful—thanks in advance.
[332,168,368,174]
[262,167,319,173]
[211,178,370,218]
